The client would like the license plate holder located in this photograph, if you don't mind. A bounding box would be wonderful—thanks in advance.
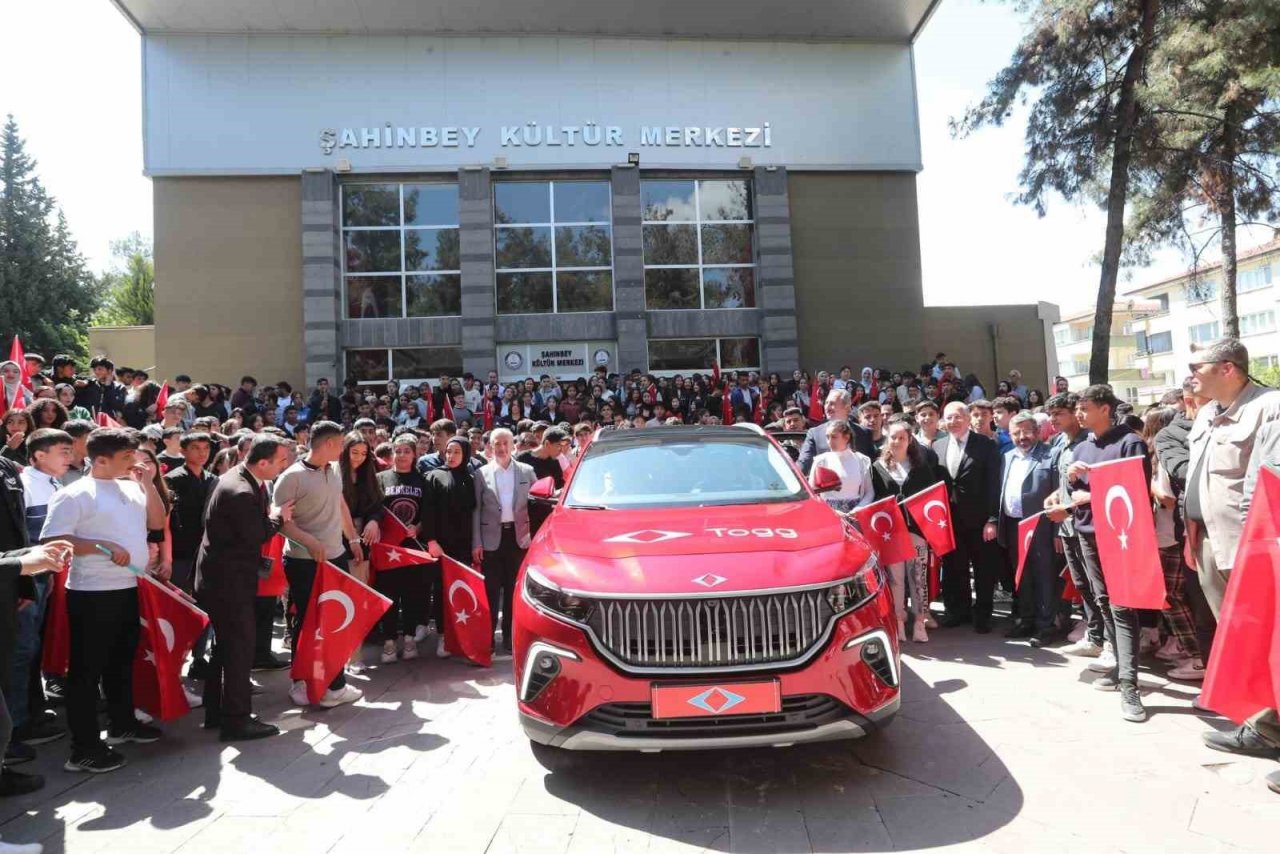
[650,680,782,719]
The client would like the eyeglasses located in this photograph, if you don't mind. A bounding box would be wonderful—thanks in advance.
[1188,360,1224,372]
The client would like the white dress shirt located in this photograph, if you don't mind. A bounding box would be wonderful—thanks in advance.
[1002,447,1036,518]
[494,460,517,523]
[946,430,969,478]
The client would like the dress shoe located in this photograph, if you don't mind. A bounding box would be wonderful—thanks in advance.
[203,712,221,730]
[1202,725,1280,759]
[1004,621,1035,639]
[973,620,992,635]
[251,653,290,672]
[1028,629,1060,648]
[220,718,280,742]
[938,614,970,628]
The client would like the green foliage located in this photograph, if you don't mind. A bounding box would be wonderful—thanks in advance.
[94,231,155,326]
[1254,359,1280,388]
[0,114,101,359]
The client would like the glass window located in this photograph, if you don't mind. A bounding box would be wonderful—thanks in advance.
[340,182,461,319]
[648,337,761,373]
[345,349,390,383]
[642,178,755,310]
[1240,310,1276,337]
[344,347,462,386]
[493,181,614,314]
[1147,331,1174,354]
[1186,278,1217,304]
[1238,264,1273,293]
[1188,321,1220,346]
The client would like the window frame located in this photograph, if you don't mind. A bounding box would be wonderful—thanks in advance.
[646,336,762,375]
[344,345,464,388]
[492,180,616,315]
[1239,309,1277,337]
[1188,320,1221,346]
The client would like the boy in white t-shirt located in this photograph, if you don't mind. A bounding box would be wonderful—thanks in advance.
[40,427,168,774]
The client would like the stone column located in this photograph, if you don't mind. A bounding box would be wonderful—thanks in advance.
[459,167,497,377]
[611,165,648,373]
[754,166,800,374]
[301,169,341,389]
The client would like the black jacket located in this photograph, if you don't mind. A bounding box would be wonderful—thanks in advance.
[307,392,343,424]
[932,431,1002,531]
[195,465,280,596]
[871,450,946,536]
[0,459,31,698]
[74,380,127,418]
[1155,413,1193,493]
[166,465,218,559]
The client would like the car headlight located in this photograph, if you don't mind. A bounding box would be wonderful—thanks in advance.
[825,555,883,616]
[524,566,593,624]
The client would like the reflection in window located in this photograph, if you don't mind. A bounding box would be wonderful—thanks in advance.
[340,182,461,319]
[641,179,756,310]
[648,337,761,373]
[493,181,613,314]
[345,347,462,386]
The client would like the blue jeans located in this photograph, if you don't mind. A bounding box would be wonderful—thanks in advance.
[12,574,49,728]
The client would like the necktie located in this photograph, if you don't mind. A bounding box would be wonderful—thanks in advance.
[947,437,962,478]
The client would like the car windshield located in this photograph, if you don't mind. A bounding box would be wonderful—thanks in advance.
[565,433,806,509]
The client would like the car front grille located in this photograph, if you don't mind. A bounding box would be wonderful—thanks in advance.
[584,589,834,671]
[581,694,850,739]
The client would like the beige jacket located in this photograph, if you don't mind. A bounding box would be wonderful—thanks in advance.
[1187,382,1280,568]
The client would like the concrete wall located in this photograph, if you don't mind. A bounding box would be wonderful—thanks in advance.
[788,172,925,373]
[87,326,156,372]
[153,176,305,387]
[923,303,1059,394]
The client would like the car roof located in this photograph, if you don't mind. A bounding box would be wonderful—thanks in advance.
[591,425,772,446]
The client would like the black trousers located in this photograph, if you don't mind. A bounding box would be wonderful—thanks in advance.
[941,524,999,624]
[1062,533,1106,645]
[284,556,348,692]
[483,527,525,649]
[67,588,140,750]
[254,595,276,661]
[375,565,426,641]
[201,581,257,725]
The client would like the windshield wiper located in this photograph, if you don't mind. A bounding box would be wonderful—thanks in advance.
[566,503,609,510]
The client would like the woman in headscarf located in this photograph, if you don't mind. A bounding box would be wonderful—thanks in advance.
[422,437,478,659]
[0,361,32,413]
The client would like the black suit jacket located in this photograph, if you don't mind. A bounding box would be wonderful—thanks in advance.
[195,464,279,597]
[932,431,1001,532]
[797,420,876,474]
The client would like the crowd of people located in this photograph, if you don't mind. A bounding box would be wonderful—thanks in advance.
[0,338,1274,830]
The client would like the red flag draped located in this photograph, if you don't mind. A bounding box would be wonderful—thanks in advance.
[133,575,210,721]
[441,555,493,667]
[751,388,763,425]
[369,541,436,572]
[423,390,435,424]
[155,381,170,414]
[379,510,412,547]
[41,568,70,677]
[95,412,123,429]
[808,381,824,424]
[257,533,287,597]
[852,495,915,565]
[720,382,733,424]
[711,360,721,389]
[1087,456,1166,609]
[901,481,956,557]
[483,397,495,432]
[9,335,30,390]
[290,560,391,703]
[1200,466,1280,723]
[442,393,455,422]
[1014,512,1045,591]
[1061,568,1081,603]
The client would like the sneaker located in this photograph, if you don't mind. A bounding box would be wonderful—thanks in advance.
[1093,673,1120,691]
[289,680,310,707]
[0,767,45,796]
[133,708,154,724]
[414,624,429,643]
[1154,636,1185,662]
[435,636,449,659]
[402,636,419,660]
[1167,658,1206,682]
[1202,725,1280,759]
[13,716,65,746]
[1120,682,1147,722]
[105,723,161,745]
[184,687,203,709]
[43,677,65,706]
[319,684,363,708]
[1060,638,1103,658]
[1066,620,1087,643]
[64,745,127,774]
[1139,627,1161,654]
[1087,642,1117,673]
[381,640,398,664]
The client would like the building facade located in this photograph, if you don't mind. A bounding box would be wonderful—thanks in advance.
[1052,304,1165,404]
[112,0,1057,391]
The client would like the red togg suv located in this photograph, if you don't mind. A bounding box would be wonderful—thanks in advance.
[515,425,899,752]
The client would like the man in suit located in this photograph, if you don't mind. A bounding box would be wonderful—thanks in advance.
[997,412,1058,645]
[195,434,293,741]
[933,401,1002,632]
[797,388,875,474]
[472,428,536,655]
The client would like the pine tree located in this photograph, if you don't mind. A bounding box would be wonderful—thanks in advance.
[0,114,100,359]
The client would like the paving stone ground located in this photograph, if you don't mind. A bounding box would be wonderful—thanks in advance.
[2,608,1277,853]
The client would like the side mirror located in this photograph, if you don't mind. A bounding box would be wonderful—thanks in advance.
[812,466,842,494]
[529,476,557,501]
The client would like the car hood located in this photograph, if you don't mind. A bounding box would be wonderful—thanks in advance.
[528,500,873,596]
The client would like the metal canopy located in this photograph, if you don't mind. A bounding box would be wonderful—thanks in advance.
[111,0,942,43]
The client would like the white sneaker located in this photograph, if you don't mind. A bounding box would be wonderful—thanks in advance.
[183,687,203,709]
[1060,638,1102,657]
[1168,657,1206,681]
[1087,642,1117,673]
[289,680,310,707]
[413,624,429,643]
[381,640,398,664]
[1139,627,1161,654]
[1154,636,1185,662]
[435,636,450,659]
[1066,620,1087,643]
[320,684,363,708]
[134,708,154,724]
[402,636,419,660]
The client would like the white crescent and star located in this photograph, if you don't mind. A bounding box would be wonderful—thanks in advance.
[922,500,949,529]
[869,511,894,542]
[385,547,403,564]
[1103,485,1135,550]
[158,618,175,653]
[449,579,480,625]
[316,590,355,637]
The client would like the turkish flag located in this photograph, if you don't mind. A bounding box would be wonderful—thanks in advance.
[370,541,436,572]
[442,393,454,422]
[1061,568,1081,603]
[711,360,721,389]
[133,574,210,721]
[290,561,391,703]
[751,389,763,425]
[95,412,123,428]
[720,382,733,424]
[483,397,495,432]
[1087,456,1166,609]
[1014,512,1046,591]
[155,381,170,413]
[901,481,956,557]
[8,335,30,390]
[1200,465,1280,723]
[378,510,412,547]
[423,391,435,423]
[927,550,941,602]
[41,568,70,677]
[257,533,287,597]
[808,381,824,424]
[852,496,916,565]
[440,555,493,667]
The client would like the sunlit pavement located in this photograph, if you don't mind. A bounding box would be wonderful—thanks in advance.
[2,613,1277,853]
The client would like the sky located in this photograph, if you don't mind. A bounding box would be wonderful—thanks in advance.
[1,0,1273,312]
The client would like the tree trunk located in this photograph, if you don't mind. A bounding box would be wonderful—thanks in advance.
[1090,0,1159,386]
[1218,106,1239,339]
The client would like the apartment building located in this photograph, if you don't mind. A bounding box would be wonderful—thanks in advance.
[1053,303,1166,403]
